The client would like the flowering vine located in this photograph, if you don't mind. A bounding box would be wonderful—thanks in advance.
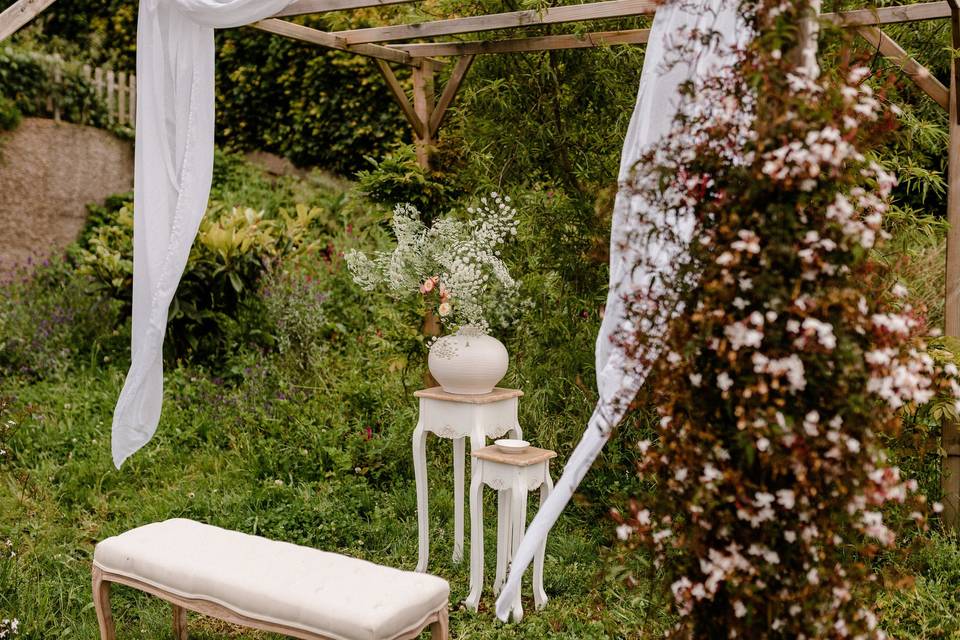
[609,0,960,637]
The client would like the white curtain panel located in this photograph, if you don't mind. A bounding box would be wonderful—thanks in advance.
[494,0,746,620]
[112,0,293,468]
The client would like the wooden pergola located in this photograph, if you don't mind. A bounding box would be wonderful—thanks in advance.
[3,0,960,523]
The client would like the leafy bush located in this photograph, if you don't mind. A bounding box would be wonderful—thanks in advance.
[609,9,960,639]
[356,144,460,218]
[260,259,331,370]
[75,199,330,362]
[214,27,407,175]
[0,95,20,131]
[0,47,111,129]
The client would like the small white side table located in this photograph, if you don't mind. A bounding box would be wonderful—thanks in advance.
[465,444,556,622]
[413,387,523,573]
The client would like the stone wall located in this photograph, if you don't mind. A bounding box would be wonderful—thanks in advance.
[0,118,133,273]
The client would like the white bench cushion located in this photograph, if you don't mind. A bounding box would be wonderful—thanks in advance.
[93,519,449,640]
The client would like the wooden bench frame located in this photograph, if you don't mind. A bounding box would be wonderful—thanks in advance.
[92,565,450,640]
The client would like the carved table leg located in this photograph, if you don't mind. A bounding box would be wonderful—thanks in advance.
[453,436,465,564]
[510,471,528,622]
[533,469,554,610]
[509,420,523,441]
[413,418,430,572]
[494,487,511,595]
[464,466,485,611]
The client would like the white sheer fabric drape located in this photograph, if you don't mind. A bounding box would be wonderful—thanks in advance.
[112,0,293,468]
[495,0,746,620]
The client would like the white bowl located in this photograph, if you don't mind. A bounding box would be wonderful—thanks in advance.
[495,439,530,454]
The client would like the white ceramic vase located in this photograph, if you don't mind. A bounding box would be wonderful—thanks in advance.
[428,328,508,395]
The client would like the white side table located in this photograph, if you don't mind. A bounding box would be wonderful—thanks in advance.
[413,387,523,573]
[465,444,556,622]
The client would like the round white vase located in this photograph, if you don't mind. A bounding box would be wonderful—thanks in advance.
[428,330,509,395]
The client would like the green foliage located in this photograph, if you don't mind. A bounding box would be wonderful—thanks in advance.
[876,532,960,638]
[356,144,459,218]
[70,151,354,365]
[6,3,408,173]
[0,95,20,131]
[214,28,409,175]
[260,257,333,371]
[0,47,111,129]
[74,198,332,363]
[447,44,646,199]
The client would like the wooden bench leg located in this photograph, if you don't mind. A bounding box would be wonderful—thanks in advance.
[173,604,188,639]
[430,606,449,640]
[92,566,116,640]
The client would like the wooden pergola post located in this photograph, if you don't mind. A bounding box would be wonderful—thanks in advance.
[943,3,960,529]
[411,59,435,170]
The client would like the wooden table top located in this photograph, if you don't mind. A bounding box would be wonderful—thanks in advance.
[471,445,556,467]
[414,387,523,404]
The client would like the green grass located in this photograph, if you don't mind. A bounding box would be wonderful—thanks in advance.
[0,363,665,639]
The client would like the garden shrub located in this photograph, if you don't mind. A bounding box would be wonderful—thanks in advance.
[0,95,20,131]
[75,198,331,363]
[355,144,460,219]
[0,47,111,129]
[608,5,960,639]
[260,257,331,370]
[213,27,408,176]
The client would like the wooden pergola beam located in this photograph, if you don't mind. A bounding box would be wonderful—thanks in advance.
[336,0,657,45]
[822,1,950,27]
[252,18,414,66]
[276,0,418,18]
[393,27,650,57]
[387,3,945,59]
[0,0,57,41]
[856,26,949,109]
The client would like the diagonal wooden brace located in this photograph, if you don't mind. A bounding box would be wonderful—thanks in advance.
[429,55,474,138]
[375,56,477,169]
[0,0,58,42]
[857,26,949,110]
[375,59,426,139]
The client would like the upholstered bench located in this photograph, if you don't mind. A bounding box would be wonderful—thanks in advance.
[92,519,450,640]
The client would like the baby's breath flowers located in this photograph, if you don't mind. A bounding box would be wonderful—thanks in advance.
[346,193,521,333]
[608,1,960,638]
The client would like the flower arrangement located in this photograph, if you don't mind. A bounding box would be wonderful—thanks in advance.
[345,192,520,334]
[607,1,960,638]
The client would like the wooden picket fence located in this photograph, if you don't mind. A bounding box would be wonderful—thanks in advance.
[35,52,136,128]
